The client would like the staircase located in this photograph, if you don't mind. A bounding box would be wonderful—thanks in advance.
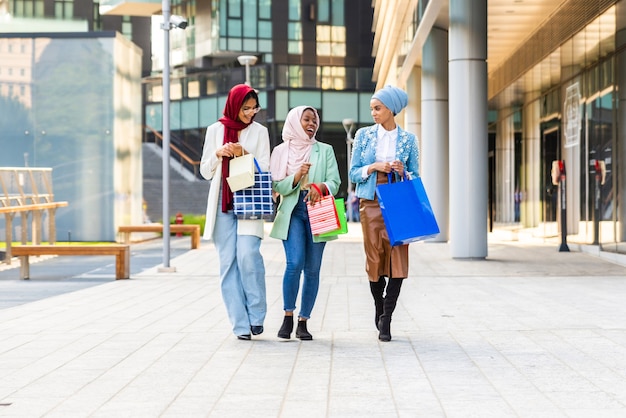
[142,143,209,222]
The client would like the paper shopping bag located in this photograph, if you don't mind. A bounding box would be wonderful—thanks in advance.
[318,198,348,237]
[227,153,255,192]
[375,173,439,246]
[306,184,340,235]
[233,159,275,221]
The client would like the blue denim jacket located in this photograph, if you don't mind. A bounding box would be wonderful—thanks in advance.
[348,124,419,201]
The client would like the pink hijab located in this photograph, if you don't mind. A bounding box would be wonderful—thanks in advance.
[270,106,319,181]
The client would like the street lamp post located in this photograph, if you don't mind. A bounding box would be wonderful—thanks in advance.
[160,0,188,273]
[342,118,355,221]
[237,55,258,86]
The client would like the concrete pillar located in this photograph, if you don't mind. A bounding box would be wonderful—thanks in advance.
[617,2,626,241]
[405,66,422,156]
[521,94,541,227]
[421,27,449,242]
[495,109,514,223]
[448,0,488,258]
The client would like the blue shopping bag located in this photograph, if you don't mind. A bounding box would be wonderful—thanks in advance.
[375,173,439,246]
[233,158,275,221]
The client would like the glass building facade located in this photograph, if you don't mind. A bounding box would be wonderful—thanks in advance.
[489,3,624,251]
[0,33,143,241]
[144,0,377,200]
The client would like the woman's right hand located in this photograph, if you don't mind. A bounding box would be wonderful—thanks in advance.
[299,162,312,177]
[372,161,393,174]
[216,143,243,158]
[292,162,312,187]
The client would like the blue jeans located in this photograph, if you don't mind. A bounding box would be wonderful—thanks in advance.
[282,191,326,319]
[213,192,266,336]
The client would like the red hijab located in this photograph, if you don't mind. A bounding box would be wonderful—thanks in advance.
[219,84,257,212]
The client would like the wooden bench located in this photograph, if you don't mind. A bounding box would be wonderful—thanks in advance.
[12,244,130,280]
[0,201,69,263]
[118,223,201,249]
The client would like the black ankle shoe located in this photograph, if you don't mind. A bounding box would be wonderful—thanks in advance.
[237,334,251,340]
[295,320,313,340]
[378,316,391,342]
[277,315,294,339]
[251,325,264,335]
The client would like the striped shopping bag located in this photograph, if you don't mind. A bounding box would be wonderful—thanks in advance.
[306,183,340,235]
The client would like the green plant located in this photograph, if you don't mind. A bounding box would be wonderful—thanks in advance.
[169,213,206,236]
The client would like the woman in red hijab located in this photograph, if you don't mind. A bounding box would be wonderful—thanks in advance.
[200,84,271,340]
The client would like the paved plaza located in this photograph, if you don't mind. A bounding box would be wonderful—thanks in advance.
[1,226,626,417]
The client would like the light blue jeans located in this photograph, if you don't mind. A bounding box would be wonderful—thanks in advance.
[213,192,266,336]
[282,191,326,319]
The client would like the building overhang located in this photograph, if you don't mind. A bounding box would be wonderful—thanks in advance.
[99,0,161,17]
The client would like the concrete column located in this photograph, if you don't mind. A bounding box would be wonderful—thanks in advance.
[521,94,541,227]
[617,2,626,241]
[421,27,449,242]
[495,109,514,223]
[448,0,488,258]
[405,66,422,156]
[561,77,581,236]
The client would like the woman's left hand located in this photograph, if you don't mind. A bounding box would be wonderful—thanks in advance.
[391,160,404,177]
[304,183,326,205]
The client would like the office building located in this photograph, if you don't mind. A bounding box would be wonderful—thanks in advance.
[372,0,624,258]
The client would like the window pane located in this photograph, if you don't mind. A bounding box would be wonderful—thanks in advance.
[259,39,272,52]
[35,0,44,17]
[288,41,302,55]
[228,0,241,18]
[187,80,200,98]
[288,65,302,88]
[331,0,344,26]
[288,22,301,40]
[228,37,242,51]
[220,1,227,35]
[317,42,330,56]
[259,0,271,19]
[318,0,329,22]
[316,26,330,41]
[243,0,257,37]
[228,19,242,36]
[259,21,271,39]
[288,0,300,20]
[243,38,257,51]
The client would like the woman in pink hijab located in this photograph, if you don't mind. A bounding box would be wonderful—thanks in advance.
[270,106,341,340]
[200,84,270,341]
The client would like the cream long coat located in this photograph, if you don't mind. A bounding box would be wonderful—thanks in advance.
[200,121,271,240]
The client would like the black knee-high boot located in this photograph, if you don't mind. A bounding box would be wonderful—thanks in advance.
[369,277,386,329]
[378,278,403,342]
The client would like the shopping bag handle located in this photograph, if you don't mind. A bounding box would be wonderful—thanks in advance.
[252,157,271,174]
[309,182,329,196]
[387,170,409,184]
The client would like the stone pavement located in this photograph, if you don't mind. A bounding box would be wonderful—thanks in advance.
[1,226,626,417]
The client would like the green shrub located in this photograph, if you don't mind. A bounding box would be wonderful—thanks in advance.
[170,213,206,236]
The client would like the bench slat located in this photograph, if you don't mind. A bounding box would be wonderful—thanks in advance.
[118,224,200,249]
[12,244,130,280]
[0,201,68,214]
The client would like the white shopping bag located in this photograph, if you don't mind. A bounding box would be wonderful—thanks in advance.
[226,153,255,192]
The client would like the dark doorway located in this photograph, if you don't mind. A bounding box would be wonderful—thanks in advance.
[541,125,560,222]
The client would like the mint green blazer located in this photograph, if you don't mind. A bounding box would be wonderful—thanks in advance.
[270,142,341,242]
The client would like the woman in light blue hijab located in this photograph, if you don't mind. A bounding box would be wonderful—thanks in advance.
[348,85,419,342]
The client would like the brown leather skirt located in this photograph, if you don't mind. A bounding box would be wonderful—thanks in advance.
[359,172,409,282]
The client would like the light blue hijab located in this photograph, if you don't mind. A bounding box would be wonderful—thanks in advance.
[372,85,408,115]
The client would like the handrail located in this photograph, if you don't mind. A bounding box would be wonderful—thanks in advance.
[0,168,57,208]
[144,125,201,178]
